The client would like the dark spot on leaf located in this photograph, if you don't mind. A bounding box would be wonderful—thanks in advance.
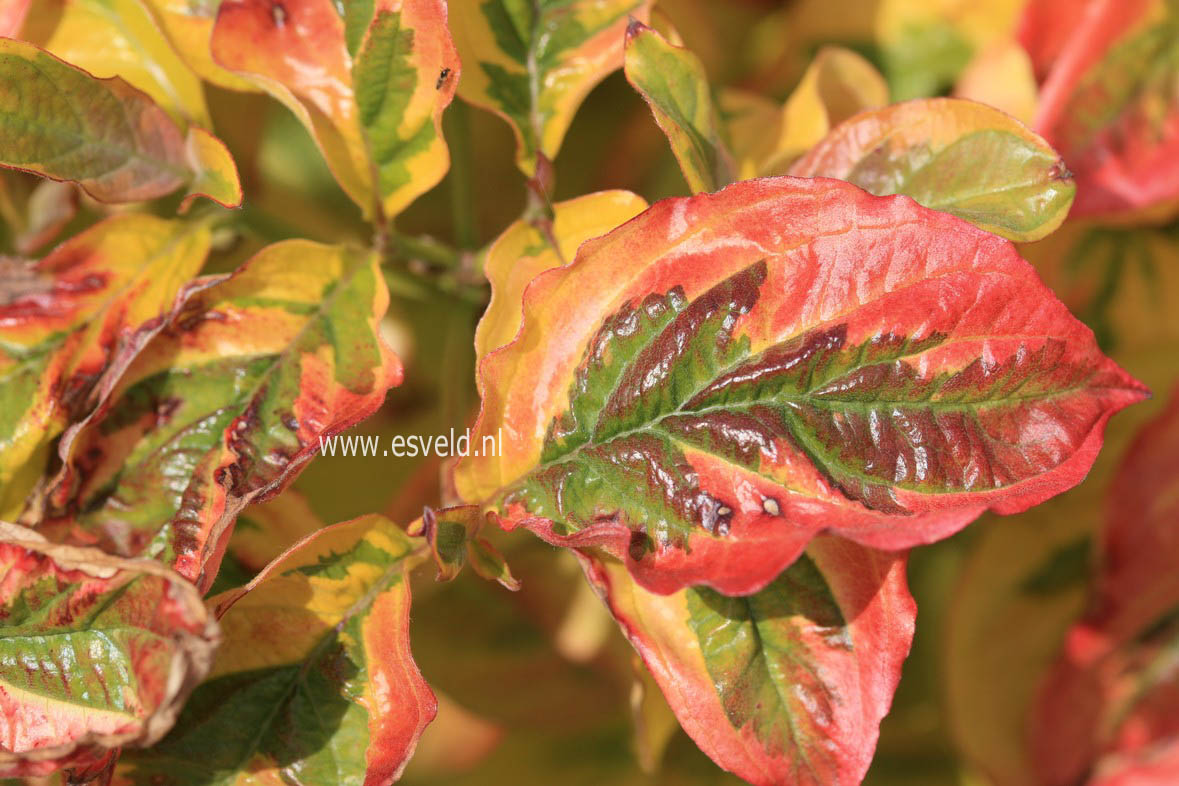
[436,67,451,89]
[628,530,650,562]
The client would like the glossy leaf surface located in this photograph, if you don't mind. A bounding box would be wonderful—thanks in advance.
[449,0,651,173]
[0,528,217,778]
[0,38,241,207]
[583,537,915,786]
[114,514,436,785]
[624,20,734,193]
[0,215,212,519]
[1033,385,1179,786]
[1029,0,1179,219]
[211,0,460,218]
[457,177,1145,595]
[44,241,402,593]
[790,98,1076,242]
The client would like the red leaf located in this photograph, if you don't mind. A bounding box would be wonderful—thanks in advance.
[458,177,1146,595]
[583,537,915,786]
[1033,385,1179,786]
[1027,0,1179,219]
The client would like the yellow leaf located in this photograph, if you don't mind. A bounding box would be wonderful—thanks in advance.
[32,0,211,127]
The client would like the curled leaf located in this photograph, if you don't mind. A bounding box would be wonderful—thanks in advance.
[44,241,402,593]
[0,39,241,207]
[114,514,436,785]
[211,0,460,218]
[0,214,212,520]
[0,526,218,779]
[791,97,1076,242]
[583,537,915,786]
[623,20,734,193]
[449,0,652,173]
[456,177,1145,595]
[414,505,519,589]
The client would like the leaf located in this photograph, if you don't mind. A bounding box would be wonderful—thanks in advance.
[455,177,1145,596]
[0,39,242,207]
[42,240,402,593]
[953,41,1039,126]
[448,0,652,174]
[874,0,1025,100]
[181,128,243,214]
[211,0,460,218]
[767,46,889,176]
[1029,0,1179,220]
[790,97,1077,242]
[1092,382,1179,634]
[0,0,29,36]
[582,537,915,786]
[0,526,217,779]
[1017,0,1088,80]
[623,20,734,194]
[113,514,437,785]
[1032,384,1179,786]
[30,0,211,127]
[945,507,1093,786]
[0,214,212,520]
[140,0,259,92]
[14,179,77,255]
[412,505,520,589]
[474,189,649,364]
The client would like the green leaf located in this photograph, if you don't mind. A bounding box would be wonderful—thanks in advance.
[791,98,1077,242]
[623,20,735,193]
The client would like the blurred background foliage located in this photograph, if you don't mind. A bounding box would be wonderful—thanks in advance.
[3,0,1176,783]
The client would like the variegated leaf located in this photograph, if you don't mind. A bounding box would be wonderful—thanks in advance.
[0,215,212,520]
[448,0,652,174]
[1028,0,1179,220]
[211,0,460,218]
[457,177,1145,595]
[0,526,217,779]
[583,537,914,786]
[113,514,436,785]
[43,241,401,593]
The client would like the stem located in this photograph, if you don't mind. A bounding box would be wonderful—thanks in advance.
[390,231,462,269]
[446,101,478,250]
